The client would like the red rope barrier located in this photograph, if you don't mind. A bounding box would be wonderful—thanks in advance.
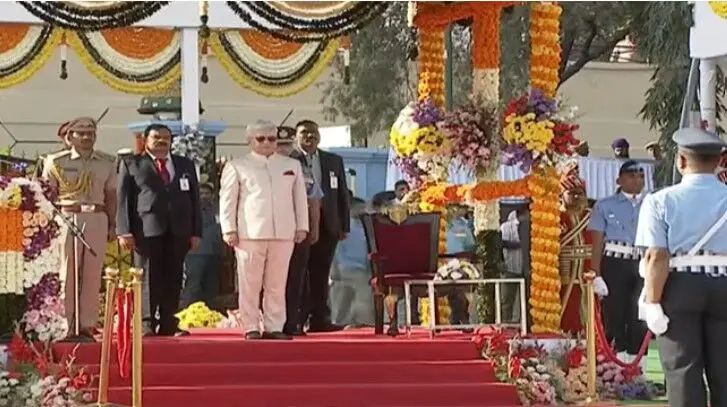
[114,288,133,379]
[593,297,652,375]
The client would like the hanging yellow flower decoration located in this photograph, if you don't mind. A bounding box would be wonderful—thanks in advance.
[527,167,562,333]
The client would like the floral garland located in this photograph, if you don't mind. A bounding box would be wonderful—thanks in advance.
[18,1,168,31]
[530,2,562,98]
[0,24,62,89]
[66,27,181,95]
[209,29,339,97]
[528,168,562,333]
[225,1,389,43]
[171,126,212,167]
[502,89,580,173]
[417,29,445,107]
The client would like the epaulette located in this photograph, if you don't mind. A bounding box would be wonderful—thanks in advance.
[46,150,72,161]
[93,150,116,162]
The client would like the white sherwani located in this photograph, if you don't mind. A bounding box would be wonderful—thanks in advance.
[219,152,309,332]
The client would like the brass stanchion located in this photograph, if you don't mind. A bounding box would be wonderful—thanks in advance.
[97,268,120,405]
[130,268,144,407]
[84,267,144,407]
[584,271,598,403]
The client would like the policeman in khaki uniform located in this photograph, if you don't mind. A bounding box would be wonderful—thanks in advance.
[588,160,648,368]
[219,121,309,340]
[42,117,116,338]
[636,128,727,407]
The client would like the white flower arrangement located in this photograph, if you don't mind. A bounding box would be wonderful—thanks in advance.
[435,259,481,281]
[171,126,211,167]
[0,370,21,406]
[0,252,25,295]
[23,247,61,290]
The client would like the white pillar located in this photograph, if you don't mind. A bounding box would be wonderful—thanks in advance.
[181,27,200,128]
[699,57,718,132]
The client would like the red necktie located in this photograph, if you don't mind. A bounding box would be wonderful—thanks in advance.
[155,158,171,185]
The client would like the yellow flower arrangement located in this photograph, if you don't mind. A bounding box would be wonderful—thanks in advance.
[419,296,451,327]
[0,185,23,210]
[503,113,555,154]
[414,126,448,156]
[175,301,224,330]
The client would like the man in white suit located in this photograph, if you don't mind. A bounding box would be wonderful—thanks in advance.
[219,121,309,340]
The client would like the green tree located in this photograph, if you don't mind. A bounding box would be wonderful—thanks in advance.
[630,2,726,186]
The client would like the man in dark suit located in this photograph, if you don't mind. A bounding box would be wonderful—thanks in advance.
[116,123,202,336]
[291,120,351,332]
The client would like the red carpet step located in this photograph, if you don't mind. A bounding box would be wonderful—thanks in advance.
[54,328,521,407]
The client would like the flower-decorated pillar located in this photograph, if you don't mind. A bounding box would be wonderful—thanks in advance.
[527,2,564,333]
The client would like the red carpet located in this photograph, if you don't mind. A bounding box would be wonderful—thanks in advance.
[54,328,521,407]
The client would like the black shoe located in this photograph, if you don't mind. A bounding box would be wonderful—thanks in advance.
[283,328,306,337]
[307,323,345,333]
[245,331,263,340]
[262,331,292,340]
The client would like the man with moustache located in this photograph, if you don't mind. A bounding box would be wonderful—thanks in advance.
[277,126,323,336]
[292,120,351,332]
[219,121,308,340]
[116,123,202,336]
[42,117,117,339]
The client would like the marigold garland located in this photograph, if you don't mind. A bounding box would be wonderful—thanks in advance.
[418,28,445,107]
[18,1,168,31]
[472,8,501,70]
[529,2,562,98]
[0,24,62,90]
[527,167,562,333]
[0,209,23,252]
[66,28,181,95]
[239,29,303,60]
[226,1,388,43]
[209,30,339,97]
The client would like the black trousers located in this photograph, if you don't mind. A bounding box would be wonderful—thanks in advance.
[283,240,311,332]
[600,256,647,354]
[658,272,727,407]
[305,231,339,327]
[134,231,190,335]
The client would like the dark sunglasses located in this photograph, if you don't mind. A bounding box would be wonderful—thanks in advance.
[255,136,278,143]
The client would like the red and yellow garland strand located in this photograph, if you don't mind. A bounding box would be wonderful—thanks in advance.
[529,2,562,98]
[527,167,562,333]
[417,28,445,107]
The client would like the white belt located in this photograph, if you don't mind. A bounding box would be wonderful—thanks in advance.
[604,242,640,257]
[670,255,727,268]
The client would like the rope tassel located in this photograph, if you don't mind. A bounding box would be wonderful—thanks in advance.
[60,32,68,80]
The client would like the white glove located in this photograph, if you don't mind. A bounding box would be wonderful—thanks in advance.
[642,302,669,335]
[593,276,609,297]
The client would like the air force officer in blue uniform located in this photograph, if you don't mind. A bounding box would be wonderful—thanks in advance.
[588,160,648,364]
[636,128,727,407]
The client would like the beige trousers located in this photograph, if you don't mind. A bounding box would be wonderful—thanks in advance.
[236,240,294,333]
[61,212,108,330]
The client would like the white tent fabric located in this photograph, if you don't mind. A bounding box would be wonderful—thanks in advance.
[385,148,656,200]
